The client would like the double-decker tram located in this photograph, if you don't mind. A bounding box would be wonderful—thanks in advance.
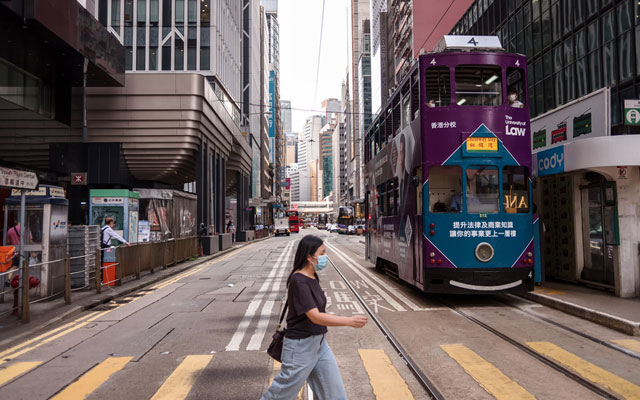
[286,210,300,233]
[364,36,535,294]
[337,206,354,234]
[317,213,328,230]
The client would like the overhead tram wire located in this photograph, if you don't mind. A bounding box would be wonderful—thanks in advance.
[313,0,327,105]
[417,0,458,53]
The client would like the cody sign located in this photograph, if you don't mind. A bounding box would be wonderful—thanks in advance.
[537,146,564,176]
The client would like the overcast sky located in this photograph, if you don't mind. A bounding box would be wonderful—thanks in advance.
[279,0,350,133]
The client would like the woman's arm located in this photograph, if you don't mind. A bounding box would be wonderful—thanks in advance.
[305,308,367,328]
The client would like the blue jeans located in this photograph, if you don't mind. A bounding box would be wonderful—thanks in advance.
[262,334,347,400]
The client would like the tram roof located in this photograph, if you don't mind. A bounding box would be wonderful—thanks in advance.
[433,35,503,53]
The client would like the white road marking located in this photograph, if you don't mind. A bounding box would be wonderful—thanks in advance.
[225,241,294,351]
[246,242,295,351]
[324,242,407,312]
[326,241,425,311]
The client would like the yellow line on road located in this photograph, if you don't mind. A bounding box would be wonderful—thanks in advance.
[0,310,111,367]
[0,313,95,360]
[50,356,131,400]
[612,339,640,354]
[152,267,203,290]
[527,341,640,399]
[0,361,42,387]
[358,349,414,400]
[150,355,213,400]
[441,344,535,400]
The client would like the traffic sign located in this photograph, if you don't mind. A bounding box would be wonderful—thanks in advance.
[624,99,640,125]
[0,167,38,190]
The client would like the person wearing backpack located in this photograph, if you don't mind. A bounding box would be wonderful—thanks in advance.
[101,217,130,248]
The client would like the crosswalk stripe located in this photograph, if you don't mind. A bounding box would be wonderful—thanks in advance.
[527,341,640,399]
[226,241,294,351]
[611,339,640,354]
[150,355,213,400]
[358,349,414,400]
[0,361,42,387]
[50,357,131,399]
[441,344,535,400]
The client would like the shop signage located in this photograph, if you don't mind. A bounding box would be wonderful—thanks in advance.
[531,87,610,153]
[624,99,640,125]
[537,146,565,176]
[0,166,38,190]
[92,197,125,205]
[466,137,498,152]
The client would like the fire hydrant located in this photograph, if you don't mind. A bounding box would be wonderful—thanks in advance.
[11,275,40,315]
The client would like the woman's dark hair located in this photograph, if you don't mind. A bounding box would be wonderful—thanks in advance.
[287,235,324,286]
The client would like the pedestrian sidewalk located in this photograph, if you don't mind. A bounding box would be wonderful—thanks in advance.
[521,281,640,336]
[0,237,270,349]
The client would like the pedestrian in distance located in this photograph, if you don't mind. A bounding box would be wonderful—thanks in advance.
[101,217,131,248]
[261,235,368,400]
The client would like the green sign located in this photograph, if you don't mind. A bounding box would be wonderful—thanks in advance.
[573,113,592,137]
[624,99,640,125]
[533,129,546,149]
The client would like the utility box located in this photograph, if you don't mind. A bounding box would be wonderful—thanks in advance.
[89,189,140,244]
[3,185,68,298]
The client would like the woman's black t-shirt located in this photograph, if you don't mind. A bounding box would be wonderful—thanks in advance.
[285,273,328,339]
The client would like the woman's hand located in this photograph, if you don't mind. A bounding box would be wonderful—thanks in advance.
[349,315,368,328]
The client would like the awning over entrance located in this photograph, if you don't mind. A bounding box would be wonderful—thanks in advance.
[534,136,640,177]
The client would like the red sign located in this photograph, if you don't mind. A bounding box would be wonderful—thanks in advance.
[71,172,87,185]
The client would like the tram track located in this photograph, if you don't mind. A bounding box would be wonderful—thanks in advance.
[325,233,630,399]
[328,257,446,400]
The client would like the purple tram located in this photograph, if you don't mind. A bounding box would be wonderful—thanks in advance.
[364,36,535,294]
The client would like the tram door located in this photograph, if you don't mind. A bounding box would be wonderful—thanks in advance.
[580,179,618,287]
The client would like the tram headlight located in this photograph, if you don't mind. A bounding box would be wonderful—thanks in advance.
[475,242,494,262]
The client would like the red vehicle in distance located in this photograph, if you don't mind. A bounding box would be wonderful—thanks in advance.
[287,210,300,233]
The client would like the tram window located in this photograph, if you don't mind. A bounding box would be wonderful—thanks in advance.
[503,166,530,213]
[466,166,499,213]
[425,66,451,107]
[428,166,462,213]
[506,67,526,108]
[455,65,502,106]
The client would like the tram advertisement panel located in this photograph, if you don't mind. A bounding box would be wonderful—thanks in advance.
[374,117,422,286]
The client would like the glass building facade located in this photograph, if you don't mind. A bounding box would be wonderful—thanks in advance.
[451,0,639,134]
[96,0,241,103]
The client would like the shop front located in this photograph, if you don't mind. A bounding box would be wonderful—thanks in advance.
[532,89,640,298]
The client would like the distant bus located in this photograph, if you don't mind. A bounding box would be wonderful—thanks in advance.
[337,206,354,234]
[317,213,328,229]
[364,36,535,294]
[287,210,300,233]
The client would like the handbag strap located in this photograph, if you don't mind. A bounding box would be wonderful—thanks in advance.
[277,301,288,329]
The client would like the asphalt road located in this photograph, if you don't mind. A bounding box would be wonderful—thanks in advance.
[0,229,639,399]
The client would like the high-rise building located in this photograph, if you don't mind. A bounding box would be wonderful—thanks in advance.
[281,100,292,134]
[285,132,299,165]
[358,21,373,151]
[347,0,371,203]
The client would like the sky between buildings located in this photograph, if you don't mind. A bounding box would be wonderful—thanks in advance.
[279,0,349,133]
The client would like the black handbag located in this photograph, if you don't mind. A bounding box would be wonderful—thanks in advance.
[267,302,288,362]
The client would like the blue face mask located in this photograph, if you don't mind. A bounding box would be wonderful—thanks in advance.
[313,254,329,271]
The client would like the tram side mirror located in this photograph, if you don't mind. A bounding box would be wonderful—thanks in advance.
[411,176,420,186]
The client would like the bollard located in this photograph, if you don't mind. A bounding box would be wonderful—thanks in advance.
[64,253,71,305]
[95,248,101,294]
[21,258,30,323]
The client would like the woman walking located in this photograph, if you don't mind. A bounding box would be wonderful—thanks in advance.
[262,235,368,400]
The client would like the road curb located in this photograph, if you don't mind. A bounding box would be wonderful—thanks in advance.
[0,236,272,349]
[520,292,640,336]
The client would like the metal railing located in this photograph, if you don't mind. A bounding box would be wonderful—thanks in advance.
[0,237,199,323]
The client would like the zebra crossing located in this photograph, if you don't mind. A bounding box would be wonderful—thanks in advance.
[1,338,639,399]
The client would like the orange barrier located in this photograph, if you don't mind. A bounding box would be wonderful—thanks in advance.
[0,246,15,273]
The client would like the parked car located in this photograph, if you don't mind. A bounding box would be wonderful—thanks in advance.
[347,225,356,235]
[330,224,340,233]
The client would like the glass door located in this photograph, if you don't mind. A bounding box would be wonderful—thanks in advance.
[581,184,615,286]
